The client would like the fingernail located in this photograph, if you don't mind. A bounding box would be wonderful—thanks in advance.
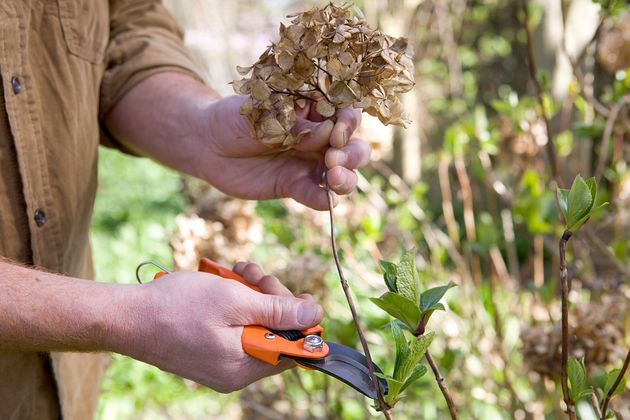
[333,151,347,166]
[297,302,320,326]
[332,171,347,189]
[343,129,349,145]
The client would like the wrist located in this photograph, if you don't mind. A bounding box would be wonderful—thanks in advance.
[99,283,148,356]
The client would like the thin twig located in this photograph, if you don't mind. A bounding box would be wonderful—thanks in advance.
[521,0,562,188]
[269,87,317,102]
[559,230,577,420]
[425,350,458,419]
[325,186,392,419]
[600,348,630,419]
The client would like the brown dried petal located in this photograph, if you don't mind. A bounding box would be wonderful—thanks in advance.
[316,100,336,118]
[236,65,253,76]
[338,51,354,66]
[276,50,295,71]
[261,117,286,137]
[249,79,271,101]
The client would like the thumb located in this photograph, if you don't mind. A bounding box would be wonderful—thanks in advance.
[246,294,324,330]
[293,118,334,152]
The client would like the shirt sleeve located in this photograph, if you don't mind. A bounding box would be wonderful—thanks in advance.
[99,0,207,149]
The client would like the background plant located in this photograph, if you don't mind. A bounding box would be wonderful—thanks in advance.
[94,0,629,419]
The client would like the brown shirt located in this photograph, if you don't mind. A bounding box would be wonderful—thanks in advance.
[0,1,203,418]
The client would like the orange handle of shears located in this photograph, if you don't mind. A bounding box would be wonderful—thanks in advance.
[152,258,262,293]
[197,258,263,293]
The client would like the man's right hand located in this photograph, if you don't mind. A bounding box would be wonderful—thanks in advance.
[112,262,323,393]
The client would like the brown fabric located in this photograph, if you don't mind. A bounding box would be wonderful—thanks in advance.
[0,0,204,418]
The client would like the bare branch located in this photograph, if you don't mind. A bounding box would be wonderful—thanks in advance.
[426,350,459,419]
[559,230,577,420]
[600,348,630,419]
[325,184,392,419]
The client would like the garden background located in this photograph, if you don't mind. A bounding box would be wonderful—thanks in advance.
[92,0,629,418]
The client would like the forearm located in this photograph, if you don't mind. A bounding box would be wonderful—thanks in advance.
[0,260,136,353]
[103,72,220,178]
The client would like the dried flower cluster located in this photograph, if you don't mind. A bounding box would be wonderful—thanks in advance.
[521,296,628,378]
[170,182,262,270]
[232,3,415,147]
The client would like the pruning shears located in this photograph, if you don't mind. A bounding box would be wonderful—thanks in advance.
[136,258,388,399]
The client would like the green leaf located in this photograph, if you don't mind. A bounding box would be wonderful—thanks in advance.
[370,292,421,330]
[557,188,570,220]
[396,332,434,381]
[568,357,591,402]
[391,319,414,333]
[391,321,408,379]
[380,260,398,293]
[395,249,420,305]
[604,369,627,397]
[419,304,446,325]
[566,175,594,231]
[420,281,456,312]
[400,364,428,394]
[584,176,597,202]
[377,374,404,407]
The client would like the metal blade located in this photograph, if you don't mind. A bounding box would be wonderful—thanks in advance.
[289,341,389,399]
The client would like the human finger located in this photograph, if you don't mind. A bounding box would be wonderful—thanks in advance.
[325,138,372,170]
[293,118,334,152]
[326,166,358,195]
[330,108,361,148]
[242,292,324,330]
[258,275,294,297]
[285,175,339,210]
[232,262,265,286]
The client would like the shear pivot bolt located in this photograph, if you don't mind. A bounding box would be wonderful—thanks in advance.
[303,334,324,352]
[264,332,276,340]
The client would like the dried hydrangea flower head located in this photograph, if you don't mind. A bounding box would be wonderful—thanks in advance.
[232,3,415,147]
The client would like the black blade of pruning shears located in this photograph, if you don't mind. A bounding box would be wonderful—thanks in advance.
[289,341,389,399]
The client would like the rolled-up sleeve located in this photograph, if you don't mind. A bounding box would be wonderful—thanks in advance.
[99,0,206,116]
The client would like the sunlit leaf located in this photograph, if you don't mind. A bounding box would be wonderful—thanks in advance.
[400,364,428,394]
[396,332,434,382]
[568,357,591,402]
[395,248,420,305]
[391,321,408,379]
[604,369,627,397]
[380,260,398,293]
[557,188,570,220]
[370,292,421,330]
[566,175,594,231]
[420,281,456,312]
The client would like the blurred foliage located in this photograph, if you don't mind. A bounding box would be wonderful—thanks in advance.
[93,0,630,419]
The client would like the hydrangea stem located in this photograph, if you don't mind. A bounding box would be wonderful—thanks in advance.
[425,350,458,420]
[325,186,392,419]
[559,230,576,420]
[599,349,630,419]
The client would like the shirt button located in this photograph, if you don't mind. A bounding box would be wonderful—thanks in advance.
[34,209,46,227]
[11,76,22,95]
[11,76,22,94]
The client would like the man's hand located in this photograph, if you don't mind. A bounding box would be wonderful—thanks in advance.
[197,95,371,210]
[115,262,323,392]
[0,260,322,393]
[104,72,372,210]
